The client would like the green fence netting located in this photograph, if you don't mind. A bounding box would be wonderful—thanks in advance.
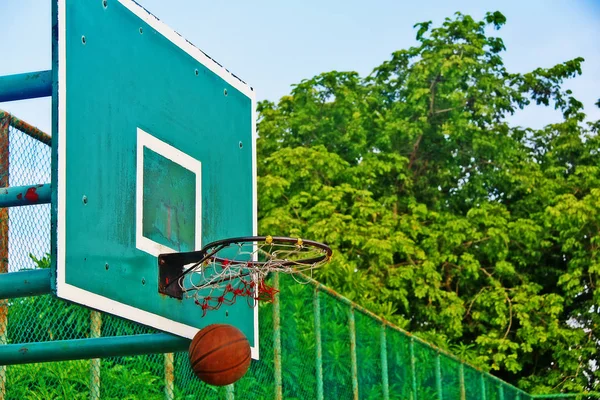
[1,111,596,400]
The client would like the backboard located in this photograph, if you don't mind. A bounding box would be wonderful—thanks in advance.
[53,0,258,358]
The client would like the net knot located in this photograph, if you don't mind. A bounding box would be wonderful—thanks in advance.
[256,280,279,302]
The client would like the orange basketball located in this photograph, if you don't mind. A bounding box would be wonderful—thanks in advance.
[188,324,252,386]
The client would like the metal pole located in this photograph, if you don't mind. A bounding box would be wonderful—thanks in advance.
[410,338,418,400]
[313,288,324,400]
[499,383,505,400]
[380,324,389,400]
[164,353,174,400]
[89,311,102,400]
[0,333,190,365]
[480,372,486,400]
[0,184,51,207]
[2,112,51,146]
[0,269,52,299]
[51,0,59,292]
[225,384,235,400]
[348,307,359,400]
[0,112,9,400]
[459,364,466,400]
[273,273,282,400]
[435,352,443,400]
[0,71,53,103]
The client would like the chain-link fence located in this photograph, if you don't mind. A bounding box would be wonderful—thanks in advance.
[0,110,596,400]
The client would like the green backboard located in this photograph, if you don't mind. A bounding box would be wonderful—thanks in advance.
[54,0,258,358]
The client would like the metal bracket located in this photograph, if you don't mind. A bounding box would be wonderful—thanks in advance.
[158,251,204,300]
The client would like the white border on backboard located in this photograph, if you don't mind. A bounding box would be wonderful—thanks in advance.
[135,128,202,257]
[251,74,259,360]
[56,0,259,359]
[118,0,253,98]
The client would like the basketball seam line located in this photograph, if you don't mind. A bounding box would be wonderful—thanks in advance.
[189,325,222,356]
[191,337,249,369]
[194,353,251,375]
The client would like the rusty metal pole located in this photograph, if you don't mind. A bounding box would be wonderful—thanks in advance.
[164,353,174,400]
[0,183,52,207]
[6,114,51,146]
[273,273,282,400]
[0,111,10,400]
[348,307,359,400]
[89,310,102,400]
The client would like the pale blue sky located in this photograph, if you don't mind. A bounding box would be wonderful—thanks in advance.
[1,0,599,134]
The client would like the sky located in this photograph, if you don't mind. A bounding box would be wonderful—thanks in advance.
[1,0,599,134]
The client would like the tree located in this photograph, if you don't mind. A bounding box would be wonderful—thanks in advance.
[256,11,599,394]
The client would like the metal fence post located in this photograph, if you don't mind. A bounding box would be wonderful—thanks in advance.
[0,112,10,400]
[164,353,174,400]
[459,364,466,400]
[273,273,282,400]
[225,383,235,400]
[380,324,389,400]
[348,307,359,400]
[314,288,324,400]
[410,338,418,400]
[480,372,487,400]
[435,352,443,400]
[90,310,102,400]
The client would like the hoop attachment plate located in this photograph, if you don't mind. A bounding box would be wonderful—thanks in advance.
[158,252,200,299]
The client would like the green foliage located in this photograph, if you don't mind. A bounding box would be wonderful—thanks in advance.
[7,360,89,400]
[6,359,165,400]
[100,361,164,400]
[257,11,599,394]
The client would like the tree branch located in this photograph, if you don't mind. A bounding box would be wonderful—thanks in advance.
[428,74,439,117]
[502,289,513,340]
[407,74,441,171]
[465,286,490,317]
[462,237,491,249]
[407,134,423,170]
[433,106,458,114]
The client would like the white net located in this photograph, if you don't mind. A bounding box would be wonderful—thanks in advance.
[173,236,332,315]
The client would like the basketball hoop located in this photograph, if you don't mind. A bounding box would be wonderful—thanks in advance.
[158,236,332,315]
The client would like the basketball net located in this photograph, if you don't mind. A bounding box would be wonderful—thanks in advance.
[168,236,332,316]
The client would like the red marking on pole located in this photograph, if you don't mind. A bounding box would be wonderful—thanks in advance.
[16,193,22,200]
[24,187,39,202]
